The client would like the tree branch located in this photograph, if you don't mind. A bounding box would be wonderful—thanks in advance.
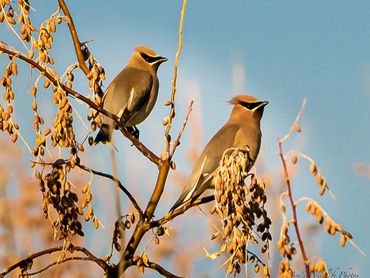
[1,245,110,276]
[147,260,184,278]
[164,0,187,154]
[58,0,90,75]
[117,161,170,273]
[278,141,310,276]
[170,99,194,158]
[77,163,143,217]
[25,257,97,276]
[0,44,161,165]
[150,195,214,228]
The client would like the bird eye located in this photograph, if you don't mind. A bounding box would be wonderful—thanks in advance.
[140,53,157,63]
[240,102,255,110]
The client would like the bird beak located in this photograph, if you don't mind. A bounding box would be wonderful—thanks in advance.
[258,101,269,109]
[156,56,168,64]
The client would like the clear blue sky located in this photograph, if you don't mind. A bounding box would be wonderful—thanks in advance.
[1,1,369,277]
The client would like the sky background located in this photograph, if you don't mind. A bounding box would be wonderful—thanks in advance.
[1,1,370,277]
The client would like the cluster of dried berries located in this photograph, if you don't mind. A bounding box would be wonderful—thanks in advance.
[132,251,150,274]
[35,160,84,239]
[112,213,136,252]
[50,88,76,148]
[0,50,20,143]
[291,154,330,196]
[277,220,296,263]
[310,259,328,276]
[305,201,352,248]
[33,13,60,65]
[85,54,106,144]
[209,148,271,276]
[278,259,294,277]
[18,0,34,42]
[0,0,15,25]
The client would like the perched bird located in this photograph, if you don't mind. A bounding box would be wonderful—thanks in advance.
[94,45,167,144]
[168,94,268,215]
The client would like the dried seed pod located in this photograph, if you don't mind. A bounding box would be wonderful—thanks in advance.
[77,143,84,152]
[11,62,18,76]
[11,133,18,143]
[44,79,51,89]
[28,48,34,59]
[340,234,347,248]
[32,100,37,111]
[7,16,16,25]
[86,192,93,203]
[291,155,298,164]
[335,224,343,232]
[319,186,326,196]
[309,162,317,176]
[162,116,169,126]
[164,100,172,106]
[293,123,301,133]
[93,217,99,229]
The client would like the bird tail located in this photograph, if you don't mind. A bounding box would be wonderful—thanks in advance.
[93,124,111,145]
[165,184,198,220]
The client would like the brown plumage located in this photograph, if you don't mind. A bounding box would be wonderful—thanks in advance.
[94,45,167,144]
[168,94,268,214]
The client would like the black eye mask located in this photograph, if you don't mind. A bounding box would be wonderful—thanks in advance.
[140,52,161,63]
[239,101,263,110]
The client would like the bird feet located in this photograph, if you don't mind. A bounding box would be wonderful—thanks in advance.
[127,126,140,139]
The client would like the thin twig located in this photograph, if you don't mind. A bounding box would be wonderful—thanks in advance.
[57,0,89,75]
[76,163,143,217]
[1,245,109,276]
[279,97,307,144]
[296,197,366,257]
[170,99,194,158]
[278,142,310,276]
[164,0,187,154]
[147,261,184,278]
[24,256,94,276]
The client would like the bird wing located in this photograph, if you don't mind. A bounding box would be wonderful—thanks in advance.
[102,67,153,121]
[169,124,240,212]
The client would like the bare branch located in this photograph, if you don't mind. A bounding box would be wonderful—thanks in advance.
[25,257,96,276]
[147,260,184,278]
[150,195,214,228]
[164,0,187,153]
[58,0,90,75]
[1,245,110,276]
[170,99,194,158]
[279,97,307,144]
[278,98,310,276]
[76,163,143,217]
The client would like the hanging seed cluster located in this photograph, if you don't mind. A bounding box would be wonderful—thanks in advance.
[0,0,35,42]
[86,54,106,145]
[35,160,84,239]
[210,148,271,276]
[112,213,136,252]
[278,258,294,277]
[277,221,296,261]
[33,13,61,66]
[291,154,330,196]
[305,201,352,248]
[0,55,19,143]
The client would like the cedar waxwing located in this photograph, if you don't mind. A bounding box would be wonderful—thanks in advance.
[168,94,268,214]
[94,45,167,144]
